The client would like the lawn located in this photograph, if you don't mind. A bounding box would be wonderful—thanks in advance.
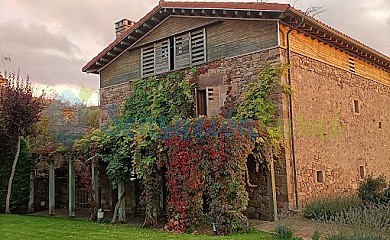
[0,214,278,240]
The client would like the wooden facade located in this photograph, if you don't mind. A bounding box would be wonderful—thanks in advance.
[100,16,279,88]
[279,25,390,86]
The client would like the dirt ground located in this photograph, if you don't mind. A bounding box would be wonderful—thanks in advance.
[250,213,338,240]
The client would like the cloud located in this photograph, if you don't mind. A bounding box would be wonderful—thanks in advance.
[0,20,98,88]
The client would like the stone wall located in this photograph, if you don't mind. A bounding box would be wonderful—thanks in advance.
[289,51,390,205]
[100,82,132,126]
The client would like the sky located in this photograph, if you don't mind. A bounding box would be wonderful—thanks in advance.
[0,0,389,105]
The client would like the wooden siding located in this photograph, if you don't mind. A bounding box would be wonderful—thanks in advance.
[101,18,279,88]
[279,25,390,86]
[134,16,219,48]
[206,20,278,61]
[100,49,141,88]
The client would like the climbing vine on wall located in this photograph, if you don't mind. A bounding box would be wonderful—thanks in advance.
[161,116,264,234]
[75,64,287,234]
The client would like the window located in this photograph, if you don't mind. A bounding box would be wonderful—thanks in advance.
[190,29,206,66]
[349,57,355,73]
[141,45,155,77]
[379,121,382,129]
[141,28,206,77]
[316,170,324,183]
[174,34,190,69]
[359,166,365,179]
[353,100,360,114]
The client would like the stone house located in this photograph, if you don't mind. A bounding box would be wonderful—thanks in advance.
[83,1,390,220]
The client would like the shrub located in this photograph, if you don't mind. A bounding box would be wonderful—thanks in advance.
[274,224,303,240]
[358,175,389,204]
[312,229,321,240]
[328,203,390,231]
[304,195,362,220]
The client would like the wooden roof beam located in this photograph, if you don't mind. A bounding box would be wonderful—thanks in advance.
[120,41,131,46]
[99,57,110,63]
[127,35,137,40]
[107,52,116,57]
[113,46,124,52]
[135,28,145,34]
[142,22,153,29]
[86,69,98,74]
[150,16,161,22]
[211,9,222,16]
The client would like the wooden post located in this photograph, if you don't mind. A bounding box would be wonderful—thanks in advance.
[91,162,99,214]
[68,158,76,217]
[267,159,278,221]
[28,170,34,213]
[118,181,126,222]
[48,160,55,215]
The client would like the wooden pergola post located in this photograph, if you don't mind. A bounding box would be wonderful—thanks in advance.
[118,181,126,222]
[267,159,278,221]
[28,169,35,213]
[48,160,55,215]
[91,161,100,215]
[68,158,76,217]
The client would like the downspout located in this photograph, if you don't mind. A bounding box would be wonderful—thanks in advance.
[286,16,304,210]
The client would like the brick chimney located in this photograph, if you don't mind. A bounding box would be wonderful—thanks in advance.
[0,74,6,86]
[115,19,135,38]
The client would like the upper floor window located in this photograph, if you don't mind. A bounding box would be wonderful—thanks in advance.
[141,28,206,78]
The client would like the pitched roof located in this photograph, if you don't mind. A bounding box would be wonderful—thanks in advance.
[82,1,390,74]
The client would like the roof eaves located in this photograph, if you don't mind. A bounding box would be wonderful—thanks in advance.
[82,2,291,74]
[286,7,390,70]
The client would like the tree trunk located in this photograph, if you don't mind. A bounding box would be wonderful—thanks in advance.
[5,136,21,214]
[111,189,125,223]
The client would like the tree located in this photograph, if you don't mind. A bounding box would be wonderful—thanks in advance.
[0,71,42,213]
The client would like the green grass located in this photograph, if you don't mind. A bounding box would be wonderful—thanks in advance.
[0,214,278,240]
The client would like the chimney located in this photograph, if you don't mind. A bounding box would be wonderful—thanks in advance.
[115,19,135,38]
[0,74,6,86]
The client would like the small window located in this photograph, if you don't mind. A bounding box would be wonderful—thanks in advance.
[378,121,382,129]
[359,166,365,179]
[353,100,360,114]
[349,57,355,73]
[316,170,324,183]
